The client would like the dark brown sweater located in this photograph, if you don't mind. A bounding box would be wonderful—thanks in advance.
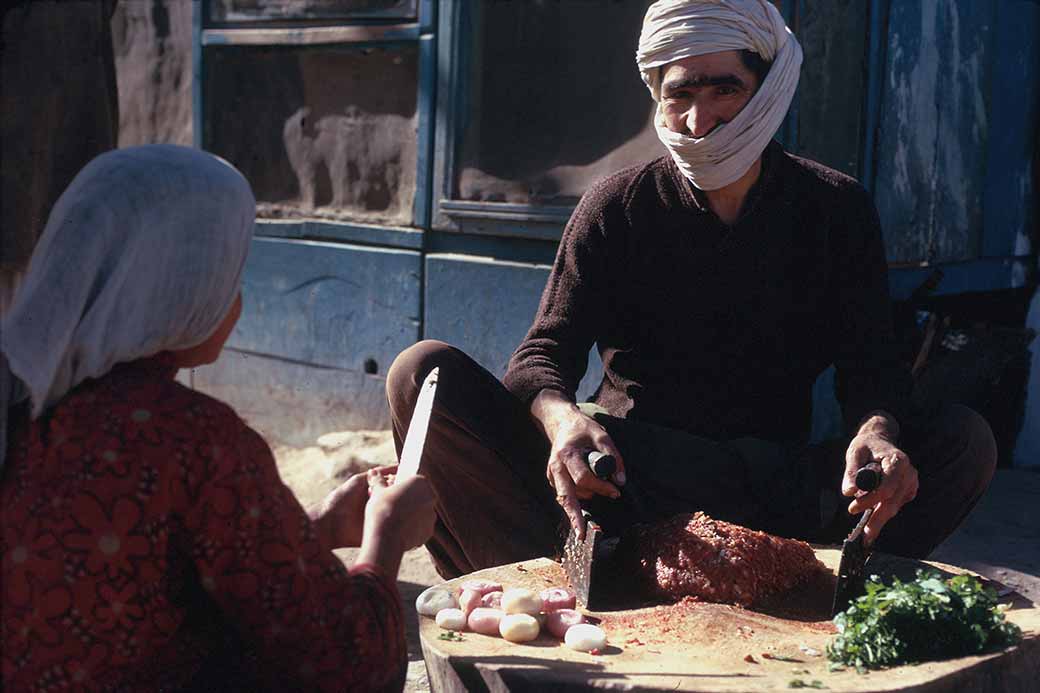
[503,141,912,443]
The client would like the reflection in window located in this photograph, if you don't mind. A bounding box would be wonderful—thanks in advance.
[456,0,664,206]
[205,45,418,226]
[210,0,417,22]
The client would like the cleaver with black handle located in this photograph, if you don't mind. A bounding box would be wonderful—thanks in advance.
[831,461,883,616]
[561,451,652,609]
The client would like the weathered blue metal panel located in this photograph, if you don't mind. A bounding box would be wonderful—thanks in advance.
[414,33,437,229]
[981,0,1039,259]
[192,350,397,446]
[861,0,890,191]
[193,237,421,444]
[794,0,869,176]
[419,0,436,35]
[874,0,996,264]
[254,220,424,250]
[888,257,1032,301]
[424,254,604,402]
[232,238,420,371]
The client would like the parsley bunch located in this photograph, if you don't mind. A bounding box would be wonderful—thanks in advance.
[827,570,1022,670]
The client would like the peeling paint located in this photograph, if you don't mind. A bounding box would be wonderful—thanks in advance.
[875,0,993,264]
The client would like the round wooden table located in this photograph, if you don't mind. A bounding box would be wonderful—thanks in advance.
[418,549,1040,692]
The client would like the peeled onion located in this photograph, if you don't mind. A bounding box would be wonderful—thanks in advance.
[501,588,542,615]
[415,587,458,617]
[435,608,467,631]
[458,589,483,616]
[564,623,607,652]
[467,607,504,636]
[499,613,540,643]
[540,586,576,612]
[545,609,585,638]
[479,590,503,610]
[458,580,502,597]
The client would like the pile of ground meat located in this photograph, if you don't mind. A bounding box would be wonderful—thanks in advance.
[620,512,827,607]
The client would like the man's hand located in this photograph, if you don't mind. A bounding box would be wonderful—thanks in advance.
[842,413,918,546]
[531,390,625,539]
[308,465,397,549]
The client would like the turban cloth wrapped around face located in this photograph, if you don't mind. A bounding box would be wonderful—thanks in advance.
[636,0,802,190]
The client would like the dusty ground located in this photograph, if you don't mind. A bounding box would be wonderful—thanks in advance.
[273,433,1040,693]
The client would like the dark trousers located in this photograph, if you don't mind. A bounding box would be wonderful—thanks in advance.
[387,340,997,579]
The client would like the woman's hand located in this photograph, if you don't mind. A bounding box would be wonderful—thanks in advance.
[307,465,396,549]
[357,471,437,578]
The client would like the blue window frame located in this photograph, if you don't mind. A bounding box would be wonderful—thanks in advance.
[193,0,436,249]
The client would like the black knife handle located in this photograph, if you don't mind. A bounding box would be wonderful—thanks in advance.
[586,450,616,479]
[855,462,883,492]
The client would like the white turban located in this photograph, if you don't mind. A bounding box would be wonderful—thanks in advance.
[636,0,802,190]
[1,145,255,437]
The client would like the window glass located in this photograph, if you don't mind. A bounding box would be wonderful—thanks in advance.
[455,0,664,206]
[209,0,417,22]
[205,44,418,226]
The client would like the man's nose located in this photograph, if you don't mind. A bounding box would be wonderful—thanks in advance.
[686,105,721,139]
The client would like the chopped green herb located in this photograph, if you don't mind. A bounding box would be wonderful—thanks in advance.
[826,662,845,673]
[437,631,465,641]
[827,570,1022,670]
[788,679,826,689]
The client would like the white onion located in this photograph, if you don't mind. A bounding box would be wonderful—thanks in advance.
[501,588,542,615]
[415,587,458,617]
[435,608,467,631]
[564,623,607,652]
[499,613,540,643]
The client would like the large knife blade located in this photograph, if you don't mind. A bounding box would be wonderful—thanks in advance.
[831,461,883,616]
[395,367,439,483]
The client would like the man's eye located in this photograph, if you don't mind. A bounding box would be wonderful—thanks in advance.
[716,86,738,96]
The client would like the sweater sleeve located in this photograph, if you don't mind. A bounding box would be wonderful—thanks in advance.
[502,189,613,404]
[178,404,407,693]
[831,186,914,434]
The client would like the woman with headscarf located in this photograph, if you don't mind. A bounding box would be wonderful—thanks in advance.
[1,145,435,691]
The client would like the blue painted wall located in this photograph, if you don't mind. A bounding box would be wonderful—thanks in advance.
[424,253,603,402]
[193,237,421,445]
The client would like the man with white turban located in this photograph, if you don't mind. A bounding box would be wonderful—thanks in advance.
[385,0,996,579]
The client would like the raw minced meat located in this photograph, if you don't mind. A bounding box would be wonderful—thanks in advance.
[620,512,827,606]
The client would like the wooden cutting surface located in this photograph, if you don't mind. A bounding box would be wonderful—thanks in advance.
[418,548,1040,692]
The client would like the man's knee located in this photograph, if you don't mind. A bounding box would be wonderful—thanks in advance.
[386,339,457,412]
[923,403,997,495]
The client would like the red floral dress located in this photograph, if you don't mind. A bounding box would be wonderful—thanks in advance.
[1,356,407,692]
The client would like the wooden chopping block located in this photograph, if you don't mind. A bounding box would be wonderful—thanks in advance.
[418,548,1040,692]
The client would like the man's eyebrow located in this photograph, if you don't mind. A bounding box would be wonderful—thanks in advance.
[662,74,746,93]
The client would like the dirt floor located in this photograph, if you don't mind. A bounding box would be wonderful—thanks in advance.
[273,434,1040,693]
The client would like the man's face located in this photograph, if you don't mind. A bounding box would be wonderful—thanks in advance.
[659,50,760,139]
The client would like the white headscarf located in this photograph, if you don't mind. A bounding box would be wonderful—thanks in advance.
[636,0,802,190]
[1,145,255,467]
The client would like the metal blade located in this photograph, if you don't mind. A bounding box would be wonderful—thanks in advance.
[395,367,439,483]
[831,507,873,616]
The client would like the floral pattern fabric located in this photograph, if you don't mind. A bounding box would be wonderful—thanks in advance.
[2,357,406,692]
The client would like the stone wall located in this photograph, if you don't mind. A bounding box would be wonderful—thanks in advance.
[111,0,192,147]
